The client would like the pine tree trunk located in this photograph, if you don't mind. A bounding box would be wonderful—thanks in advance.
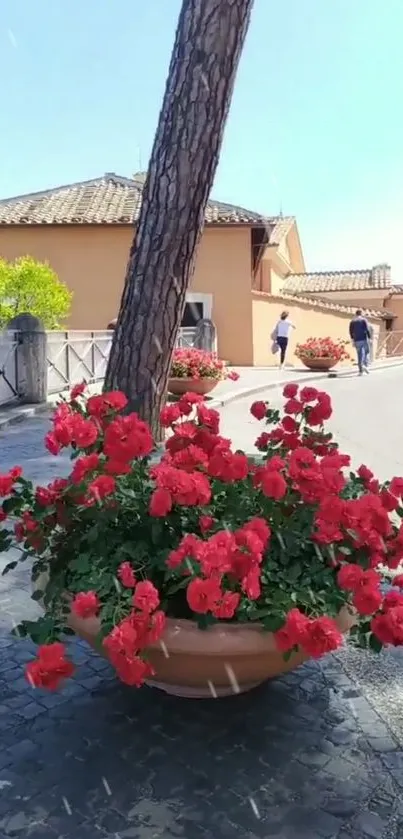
[104,0,254,439]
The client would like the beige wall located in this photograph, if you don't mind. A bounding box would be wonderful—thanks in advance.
[190,227,254,365]
[257,222,306,297]
[252,292,381,367]
[0,224,254,366]
[287,225,306,273]
[268,269,284,296]
[277,235,290,265]
[259,251,290,296]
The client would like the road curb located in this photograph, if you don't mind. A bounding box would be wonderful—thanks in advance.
[209,358,403,408]
[209,373,326,408]
[0,403,50,432]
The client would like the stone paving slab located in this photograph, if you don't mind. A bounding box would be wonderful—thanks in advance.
[1,374,403,837]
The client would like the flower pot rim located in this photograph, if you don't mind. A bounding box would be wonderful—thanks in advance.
[298,355,339,360]
[168,376,220,381]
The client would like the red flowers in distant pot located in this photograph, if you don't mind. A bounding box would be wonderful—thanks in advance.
[2,376,403,693]
[295,337,350,362]
[170,347,239,381]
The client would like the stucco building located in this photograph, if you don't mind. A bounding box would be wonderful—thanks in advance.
[0,172,401,365]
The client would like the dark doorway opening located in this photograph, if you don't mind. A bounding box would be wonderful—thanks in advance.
[181,302,203,327]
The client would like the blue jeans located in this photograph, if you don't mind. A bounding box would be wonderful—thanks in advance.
[276,336,288,364]
[354,340,369,372]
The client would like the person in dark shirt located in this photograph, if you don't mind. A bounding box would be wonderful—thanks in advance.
[349,309,371,375]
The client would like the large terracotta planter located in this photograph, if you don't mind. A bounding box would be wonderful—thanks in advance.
[65,604,355,699]
[299,356,338,372]
[168,377,218,396]
[34,572,355,699]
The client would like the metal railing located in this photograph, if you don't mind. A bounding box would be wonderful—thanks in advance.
[47,330,113,394]
[0,326,208,406]
[47,327,199,394]
[375,330,403,360]
[0,330,18,406]
[175,327,198,348]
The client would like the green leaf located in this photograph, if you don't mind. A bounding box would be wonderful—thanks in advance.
[31,589,44,602]
[1,497,19,515]
[165,577,190,596]
[13,616,57,644]
[196,613,215,630]
[368,632,383,653]
[1,560,18,575]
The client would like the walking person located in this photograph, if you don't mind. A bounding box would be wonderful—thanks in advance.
[349,309,371,375]
[272,311,295,370]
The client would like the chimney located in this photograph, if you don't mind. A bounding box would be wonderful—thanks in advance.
[132,172,147,184]
[370,263,391,284]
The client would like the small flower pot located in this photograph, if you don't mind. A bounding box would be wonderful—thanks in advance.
[299,357,338,372]
[168,377,218,396]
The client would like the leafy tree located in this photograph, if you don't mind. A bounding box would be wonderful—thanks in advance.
[0,256,72,329]
[105,0,254,438]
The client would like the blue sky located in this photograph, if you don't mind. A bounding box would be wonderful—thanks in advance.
[1,0,403,278]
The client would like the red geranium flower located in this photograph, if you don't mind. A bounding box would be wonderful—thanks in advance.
[0,469,22,496]
[199,515,214,533]
[149,487,173,517]
[87,391,128,418]
[186,577,221,614]
[104,414,153,462]
[160,404,182,427]
[71,591,101,619]
[132,581,160,614]
[283,383,298,398]
[250,401,267,420]
[212,590,240,619]
[70,381,87,400]
[88,475,116,500]
[25,643,75,690]
[117,562,137,588]
[301,617,343,658]
[275,608,310,652]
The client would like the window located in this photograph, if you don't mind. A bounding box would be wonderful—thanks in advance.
[181,293,213,325]
[181,302,203,327]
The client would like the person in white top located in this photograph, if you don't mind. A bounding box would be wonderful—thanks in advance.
[273,311,295,369]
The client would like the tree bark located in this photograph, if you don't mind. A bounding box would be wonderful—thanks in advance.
[104,0,254,439]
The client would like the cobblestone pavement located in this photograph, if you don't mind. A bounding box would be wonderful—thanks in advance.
[1,375,403,838]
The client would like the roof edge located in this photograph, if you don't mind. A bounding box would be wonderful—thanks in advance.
[289,264,392,279]
[252,290,391,319]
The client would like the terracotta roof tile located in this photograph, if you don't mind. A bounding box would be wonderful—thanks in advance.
[283,265,392,294]
[0,173,285,230]
[253,290,392,319]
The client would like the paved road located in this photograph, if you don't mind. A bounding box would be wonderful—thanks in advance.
[0,370,403,838]
[219,365,403,481]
